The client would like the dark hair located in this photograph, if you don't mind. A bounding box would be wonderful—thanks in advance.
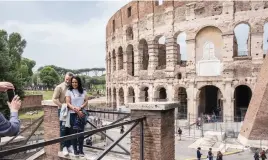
[69,76,84,94]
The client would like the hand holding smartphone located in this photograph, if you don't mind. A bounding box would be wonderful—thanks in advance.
[6,89,15,102]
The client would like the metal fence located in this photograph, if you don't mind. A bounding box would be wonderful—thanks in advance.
[175,113,245,139]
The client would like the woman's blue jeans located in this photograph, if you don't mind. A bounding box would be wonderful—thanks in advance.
[70,113,85,153]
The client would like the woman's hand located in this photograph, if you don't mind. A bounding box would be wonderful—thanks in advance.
[77,110,84,118]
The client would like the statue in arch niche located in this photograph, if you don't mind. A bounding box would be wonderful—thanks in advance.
[197,41,221,76]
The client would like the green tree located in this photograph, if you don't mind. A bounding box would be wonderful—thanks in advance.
[0,30,27,118]
[39,66,60,87]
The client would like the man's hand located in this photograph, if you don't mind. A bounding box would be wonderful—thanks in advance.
[0,82,15,92]
[7,95,21,112]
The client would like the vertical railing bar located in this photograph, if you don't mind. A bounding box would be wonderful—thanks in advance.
[140,120,144,160]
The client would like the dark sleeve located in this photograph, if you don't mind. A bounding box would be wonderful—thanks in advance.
[0,112,20,136]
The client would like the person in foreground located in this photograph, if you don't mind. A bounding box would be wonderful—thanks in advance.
[52,72,73,154]
[0,82,21,136]
[66,76,88,157]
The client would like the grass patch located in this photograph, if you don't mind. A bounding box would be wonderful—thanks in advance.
[19,110,44,119]
[25,90,54,100]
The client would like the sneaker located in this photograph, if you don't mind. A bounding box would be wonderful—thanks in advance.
[73,150,79,157]
[68,145,74,154]
[79,151,85,157]
[62,147,69,156]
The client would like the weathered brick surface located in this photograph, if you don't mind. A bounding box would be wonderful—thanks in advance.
[131,109,175,160]
[239,56,268,140]
[22,95,43,108]
[43,105,60,158]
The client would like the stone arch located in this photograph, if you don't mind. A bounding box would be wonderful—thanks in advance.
[117,47,123,70]
[112,49,116,72]
[126,26,133,41]
[127,86,135,103]
[126,44,134,76]
[197,85,223,118]
[154,85,167,102]
[112,87,117,109]
[154,35,166,70]
[118,87,125,106]
[263,22,268,58]
[233,22,251,57]
[234,85,252,122]
[139,85,149,102]
[138,39,149,70]
[175,31,187,66]
[195,26,223,76]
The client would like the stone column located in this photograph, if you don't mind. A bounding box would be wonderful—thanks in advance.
[43,102,60,159]
[223,79,233,122]
[129,103,176,160]
[148,40,158,75]
[165,37,177,77]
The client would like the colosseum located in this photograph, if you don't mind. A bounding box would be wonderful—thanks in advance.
[105,0,268,122]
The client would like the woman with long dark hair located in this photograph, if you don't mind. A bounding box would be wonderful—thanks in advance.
[66,76,88,157]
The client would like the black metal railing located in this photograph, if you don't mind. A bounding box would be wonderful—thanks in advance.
[0,110,145,160]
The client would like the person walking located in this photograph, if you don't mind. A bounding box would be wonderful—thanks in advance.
[254,151,260,160]
[207,148,214,160]
[216,151,223,160]
[260,150,267,160]
[197,147,202,160]
[120,125,125,134]
[52,72,73,156]
[0,82,22,136]
[178,127,182,140]
[66,76,88,157]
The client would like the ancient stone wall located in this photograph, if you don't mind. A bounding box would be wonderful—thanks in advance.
[22,95,43,108]
[105,0,268,121]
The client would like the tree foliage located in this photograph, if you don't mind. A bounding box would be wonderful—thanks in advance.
[39,66,60,87]
[0,30,29,118]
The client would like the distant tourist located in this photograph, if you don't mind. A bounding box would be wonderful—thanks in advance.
[178,128,182,140]
[197,147,202,160]
[216,151,223,160]
[120,125,125,134]
[207,148,214,160]
[255,151,260,160]
[260,150,267,160]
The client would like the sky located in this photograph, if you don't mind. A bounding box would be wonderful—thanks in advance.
[0,0,129,71]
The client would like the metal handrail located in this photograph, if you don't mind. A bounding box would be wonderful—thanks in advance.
[87,110,130,115]
[0,116,145,156]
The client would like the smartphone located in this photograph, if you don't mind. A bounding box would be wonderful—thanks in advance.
[6,89,15,102]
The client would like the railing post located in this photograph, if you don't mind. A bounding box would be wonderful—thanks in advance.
[140,120,144,160]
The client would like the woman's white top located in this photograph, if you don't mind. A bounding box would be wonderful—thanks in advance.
[65,89,86,113]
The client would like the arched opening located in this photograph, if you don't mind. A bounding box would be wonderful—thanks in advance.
[138,39,149,70]
[233,23,250,57]
[139,86,149,102]
[119,88,124,106]
[126,44,134,76]
[108,88,112,107]
[263,22,268,58]
[177,87,187,119]
[126,27,133,41]
[155,87,167,102]
[156,36,166,70]
[177,32,187,66]
[195,26,223,76]
[198,85,223,120]
[113,88,116,109]
[234,85,252,122]
[118,47,123,70]
[128,87,135,103]
[108,52,111,73]
[112,49,116,72]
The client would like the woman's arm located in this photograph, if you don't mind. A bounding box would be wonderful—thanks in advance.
[66,96,75,110]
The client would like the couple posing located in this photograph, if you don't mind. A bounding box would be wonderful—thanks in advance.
[52,72,88,157]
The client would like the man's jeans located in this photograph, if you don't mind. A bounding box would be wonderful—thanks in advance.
[58,109,71,150]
